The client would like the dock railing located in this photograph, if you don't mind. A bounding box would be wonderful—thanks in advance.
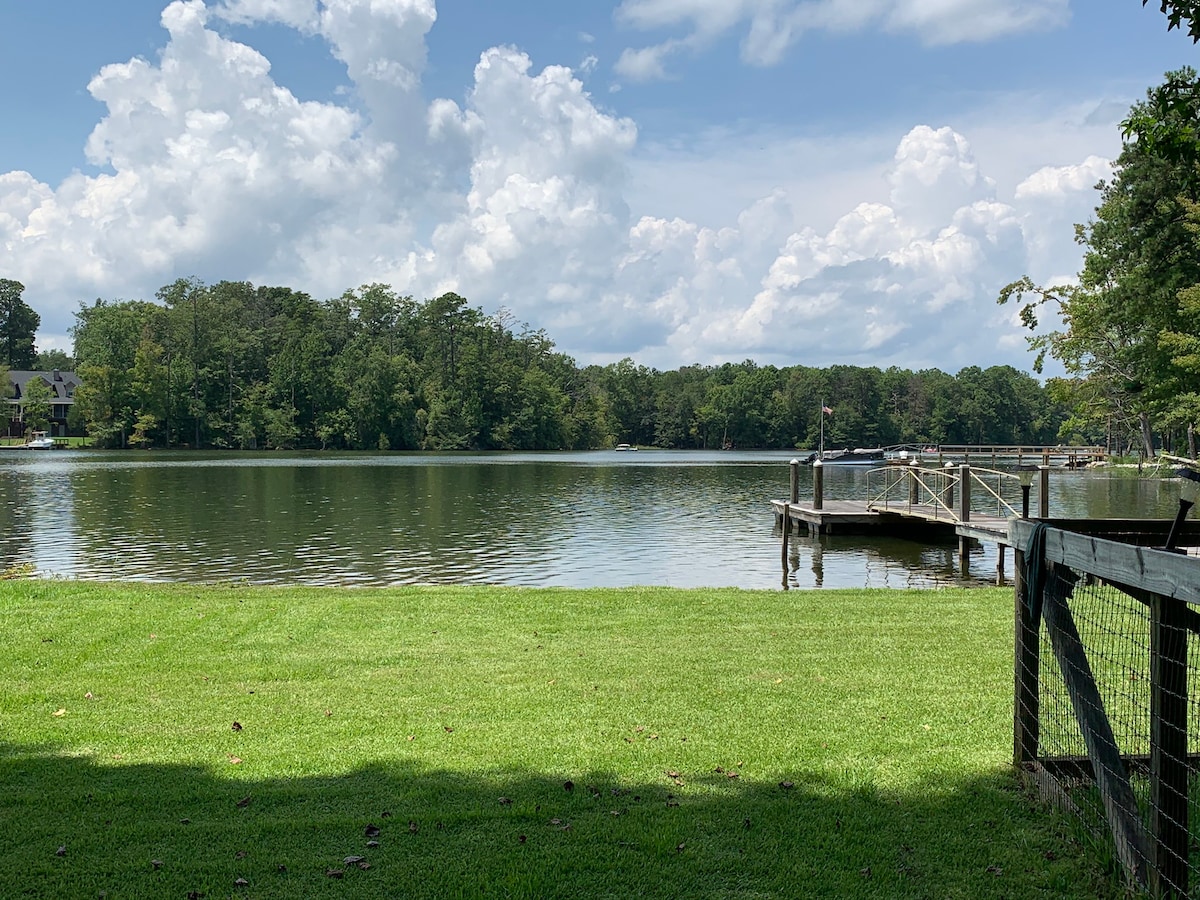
[866,462,1027,523]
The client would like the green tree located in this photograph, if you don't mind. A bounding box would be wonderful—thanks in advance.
[20,376,52,436]
[999,68,1200,457]
[34,348,74,370]
[0,280,41,370]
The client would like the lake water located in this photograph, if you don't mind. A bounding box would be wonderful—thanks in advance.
[0,450,1185,590]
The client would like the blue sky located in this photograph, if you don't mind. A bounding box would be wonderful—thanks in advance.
[0,1,1194,374]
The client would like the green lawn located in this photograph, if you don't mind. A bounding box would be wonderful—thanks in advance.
[0,582,1120,898]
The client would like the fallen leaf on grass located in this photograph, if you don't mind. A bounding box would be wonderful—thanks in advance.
[236,796,251,808]
[443,726,454,733]
[986,865,1003,876]
[365,824,381,837]
[55,845,66,857]
[860,867,872,878]
[563,780,574,792]
[518,834,527,844]
[231,722,243,732]
[408,820,419,834]
[234,877,248,887]
[358,861,371,870]
[235,851,247,860]
[779,781,794,790]
[52,708,66,717]
[665,770,681,779]
[343,856,365,865]
[151,859,163,870]
[326,869,344,879]
[84,692,94,700]
[498,797,513,805]
[366,840,380,848]
[675,842,686,854]
[228,755,242,765]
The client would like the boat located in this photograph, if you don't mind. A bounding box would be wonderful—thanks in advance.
[25,432,54,450]
[803,447,886,466]
[614,443,638,452]
[802,399,885,465]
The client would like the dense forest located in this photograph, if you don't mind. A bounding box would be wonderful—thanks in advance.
[21,276,1061,452]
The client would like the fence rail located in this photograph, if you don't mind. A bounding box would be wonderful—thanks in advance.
[1010,518,1200,897]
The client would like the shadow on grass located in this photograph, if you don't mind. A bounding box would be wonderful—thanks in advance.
[2,741,1120,899]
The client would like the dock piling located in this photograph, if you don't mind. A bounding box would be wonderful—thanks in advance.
[813,460,824,511]
[789,458,800,504]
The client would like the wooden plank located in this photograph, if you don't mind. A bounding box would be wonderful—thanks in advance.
[1010,520,1200,607]
[1041,568,1150,890]
[1150,593,1189,898]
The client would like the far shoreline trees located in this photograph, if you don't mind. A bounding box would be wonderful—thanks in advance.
[60,277,1067,451]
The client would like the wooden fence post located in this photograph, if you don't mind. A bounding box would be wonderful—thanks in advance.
[1013,548,1039,765]
[1038,465,1050,519]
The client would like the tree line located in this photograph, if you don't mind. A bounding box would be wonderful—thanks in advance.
[5,276,1056,451]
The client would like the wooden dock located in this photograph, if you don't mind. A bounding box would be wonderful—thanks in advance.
[770,499,1008,543]
[772,460,1033,581]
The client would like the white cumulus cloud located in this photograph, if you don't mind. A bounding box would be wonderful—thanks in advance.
[0,0,1105,374]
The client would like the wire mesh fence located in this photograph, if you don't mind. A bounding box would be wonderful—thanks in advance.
[1013,520,1200,897]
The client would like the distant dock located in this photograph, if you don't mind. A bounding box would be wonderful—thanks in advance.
[772,458,1045,582]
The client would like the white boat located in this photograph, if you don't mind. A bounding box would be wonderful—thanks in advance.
[614,443,638,451]
[25,432,54,449]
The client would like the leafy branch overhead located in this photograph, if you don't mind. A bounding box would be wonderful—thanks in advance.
[1145,0,1200,42]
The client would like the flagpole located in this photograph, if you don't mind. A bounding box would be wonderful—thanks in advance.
[819,398,824,457]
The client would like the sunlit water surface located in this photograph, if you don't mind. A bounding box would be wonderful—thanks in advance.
[0,450,1182,590]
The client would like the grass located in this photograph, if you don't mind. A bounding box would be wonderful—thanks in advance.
[0,582,1123,899]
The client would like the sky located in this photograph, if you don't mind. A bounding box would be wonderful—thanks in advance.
[0,1,1195,377]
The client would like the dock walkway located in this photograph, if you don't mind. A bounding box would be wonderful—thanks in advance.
[770,499,1009,542]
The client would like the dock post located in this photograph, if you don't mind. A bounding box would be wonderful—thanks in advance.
[780,503,791,589]
[908,458,919,507]
[958,464,972,574]
[1038,465,1050,518]
[812,460,824,511]
[944,462,955,515]
[996,544,1005,585]
[789,458,800,504]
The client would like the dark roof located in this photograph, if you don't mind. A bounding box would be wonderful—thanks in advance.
[8,370,80,401]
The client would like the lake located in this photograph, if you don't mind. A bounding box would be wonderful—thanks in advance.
[0,450,1185,590]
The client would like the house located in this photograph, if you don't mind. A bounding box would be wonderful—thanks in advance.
[8,370,80,437]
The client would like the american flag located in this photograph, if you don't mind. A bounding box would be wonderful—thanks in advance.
[822,405,833,415]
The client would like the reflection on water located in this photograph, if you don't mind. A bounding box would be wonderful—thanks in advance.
[0,451,1184,590]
